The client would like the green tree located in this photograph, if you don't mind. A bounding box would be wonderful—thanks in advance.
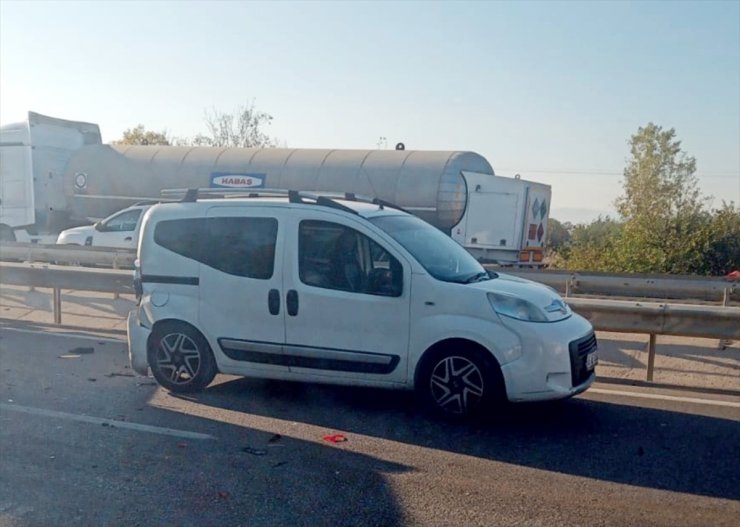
[562,216,623,272]
[614,123,706,273]
[692,202,740,275]
[546,218,572,252]
[192,101,276,148]
[544,218,572,267]
[114,125,171,146]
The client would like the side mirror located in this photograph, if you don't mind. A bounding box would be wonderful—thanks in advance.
[94,221,103,232]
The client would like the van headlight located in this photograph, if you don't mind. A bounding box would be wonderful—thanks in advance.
[487,292,548,322]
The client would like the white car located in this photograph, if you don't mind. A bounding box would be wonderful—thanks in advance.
[56,204,152,249]
[128,191,597,418]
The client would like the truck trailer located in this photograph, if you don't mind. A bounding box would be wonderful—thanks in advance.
[0,112,551,265]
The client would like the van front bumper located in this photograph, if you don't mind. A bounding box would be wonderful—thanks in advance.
[499,313,597,402]
[127,310,151,376]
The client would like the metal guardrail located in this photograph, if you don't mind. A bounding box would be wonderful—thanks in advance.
[567,298,740,380]
[0,242,136,269]
[1,261,738,382]
[1,243,737,302]
[0,262,133,324]
[499,268,738,303]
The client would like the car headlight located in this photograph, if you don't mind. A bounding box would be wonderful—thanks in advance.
[487,292,548,322]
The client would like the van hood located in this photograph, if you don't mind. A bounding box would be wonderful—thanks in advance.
[56,225,94,244]
[468,272,571,322]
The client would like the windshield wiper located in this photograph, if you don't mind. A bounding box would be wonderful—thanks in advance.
[461,271,490,284]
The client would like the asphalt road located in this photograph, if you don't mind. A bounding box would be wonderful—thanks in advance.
[0,323,738,527]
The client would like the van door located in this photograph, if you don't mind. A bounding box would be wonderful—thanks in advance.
[282,212,410,385]
[198,206,288,375]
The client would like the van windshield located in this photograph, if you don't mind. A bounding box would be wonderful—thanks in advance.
[370,215,492,284]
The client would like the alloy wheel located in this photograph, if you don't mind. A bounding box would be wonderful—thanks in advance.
[429,355,485,414]
[155,332,202,385]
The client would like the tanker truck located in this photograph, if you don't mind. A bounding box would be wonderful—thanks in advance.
[1,111,551,265]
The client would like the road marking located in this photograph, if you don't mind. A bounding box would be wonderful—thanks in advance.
[0,326,123,343]
[588,388,740,408]
[0,403,215,440]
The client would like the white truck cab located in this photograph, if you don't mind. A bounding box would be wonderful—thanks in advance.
[128,190,597,418]
[56,204,151,249]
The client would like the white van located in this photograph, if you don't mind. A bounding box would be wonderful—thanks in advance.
[128,191,597,417]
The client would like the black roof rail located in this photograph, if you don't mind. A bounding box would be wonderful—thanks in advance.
[181,188,199,202]
[162,187,403,215]
[372,197,409,214]
[316,195,358,215]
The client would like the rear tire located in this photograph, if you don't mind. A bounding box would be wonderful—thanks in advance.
[148,322,217,393]
[416,344,504,419]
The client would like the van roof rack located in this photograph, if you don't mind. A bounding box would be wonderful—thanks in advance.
[160,187,407,215]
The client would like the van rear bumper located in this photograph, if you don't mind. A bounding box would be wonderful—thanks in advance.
[127,310,151,376]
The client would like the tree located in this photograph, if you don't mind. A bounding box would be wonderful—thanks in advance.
[692,202,740,275]
[614,123,707,273]
[544,218,572,267]
[192,102,276,148]
[546,218,572,252]
[561,216,623,272]
[114,125,171,146]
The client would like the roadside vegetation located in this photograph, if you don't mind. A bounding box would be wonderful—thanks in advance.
[547,123,739,276]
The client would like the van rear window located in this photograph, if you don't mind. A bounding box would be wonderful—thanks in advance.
[153,217,278,279]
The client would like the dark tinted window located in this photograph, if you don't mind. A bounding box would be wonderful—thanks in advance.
[299,220,402,297]
[154,217,277,279]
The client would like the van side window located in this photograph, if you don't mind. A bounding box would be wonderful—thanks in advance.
[299,220,402,297]
[154,217,278,279]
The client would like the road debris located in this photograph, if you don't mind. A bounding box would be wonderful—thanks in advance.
[323,434,348,444]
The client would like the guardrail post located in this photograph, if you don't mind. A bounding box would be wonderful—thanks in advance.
[565,280,571,298]
[646,333,657,381]
[53,287,62,325]
[723,288,730,307]
[112,258,120,300]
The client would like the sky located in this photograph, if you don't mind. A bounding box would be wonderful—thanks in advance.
[1,0,738,223]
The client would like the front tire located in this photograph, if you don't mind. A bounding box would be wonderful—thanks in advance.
[148,322,217,393]
[417,345,504,418]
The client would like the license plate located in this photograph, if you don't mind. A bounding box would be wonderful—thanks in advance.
[586,352,598,370]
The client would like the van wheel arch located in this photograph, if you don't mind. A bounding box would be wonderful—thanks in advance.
[414,338,506,418]
[147,319,218,393]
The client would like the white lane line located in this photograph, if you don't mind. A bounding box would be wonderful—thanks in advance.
[0,403,215,440]
[0,326,123,343]
[588,388,740,409]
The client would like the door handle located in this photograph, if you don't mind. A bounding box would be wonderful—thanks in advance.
[268,289,280,315]
[286,290,299,316]
[124,237,133,241]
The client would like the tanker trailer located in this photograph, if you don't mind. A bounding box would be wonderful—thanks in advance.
[63,146,549,264]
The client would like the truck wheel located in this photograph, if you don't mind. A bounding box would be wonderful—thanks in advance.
[416,344,504,418]
[148,322,217,393]
[0,224,16,242]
